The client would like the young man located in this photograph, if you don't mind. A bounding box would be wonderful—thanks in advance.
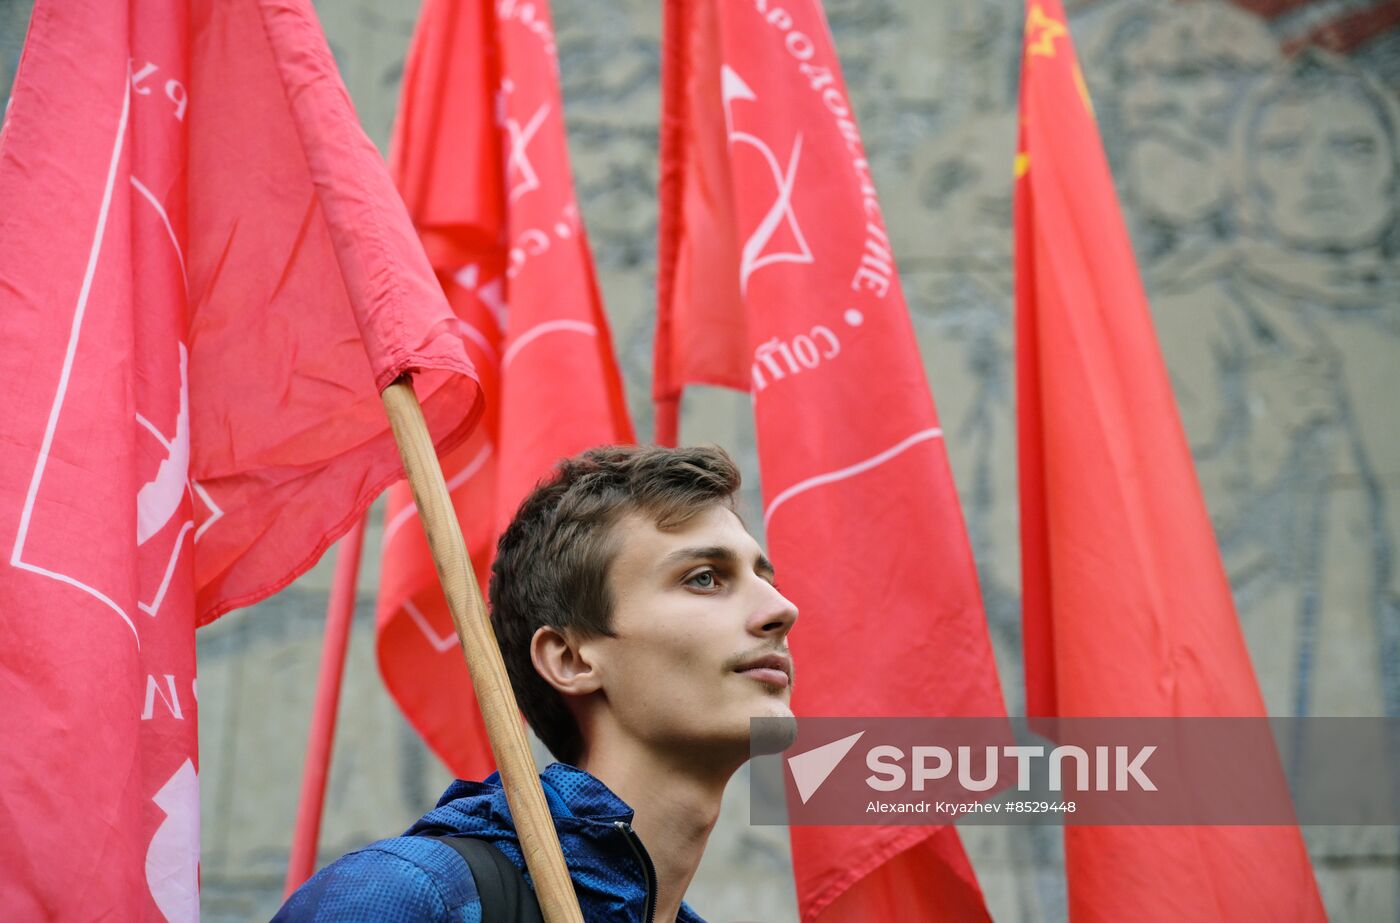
[275,445,798,922]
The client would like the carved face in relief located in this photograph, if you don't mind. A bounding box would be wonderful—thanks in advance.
[1248,83,1397,251]
[1093,0,1276,230]
[1119,72,1235,226]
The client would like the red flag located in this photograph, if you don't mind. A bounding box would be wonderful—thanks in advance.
[655,3,1006,919]
[0,0,481,917]
[1013,2,1325,919]
[377,0,633,780]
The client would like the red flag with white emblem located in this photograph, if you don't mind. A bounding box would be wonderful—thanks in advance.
[0,0,481,917]
[377,0,633,780]
[655,2,1007,919]
[1013,1,1325,918]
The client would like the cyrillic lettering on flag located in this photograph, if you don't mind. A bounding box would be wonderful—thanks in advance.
[0,0,482,917]
[656,2,1007,920]
[377,0,633,780]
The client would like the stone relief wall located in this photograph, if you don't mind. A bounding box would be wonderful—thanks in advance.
[2,0,1397,919]
[1086,4,1400,727]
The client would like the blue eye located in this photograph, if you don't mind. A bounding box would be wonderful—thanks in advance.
[687,570,718,589]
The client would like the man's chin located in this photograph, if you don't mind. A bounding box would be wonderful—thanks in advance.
[748,690,793,719]
[748,711,798,756]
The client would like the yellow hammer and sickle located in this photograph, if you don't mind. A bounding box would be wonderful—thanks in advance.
[1024,5,1096,115]
[1025,5,1068,57]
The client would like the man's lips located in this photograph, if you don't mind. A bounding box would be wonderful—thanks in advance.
[735,653,792,689]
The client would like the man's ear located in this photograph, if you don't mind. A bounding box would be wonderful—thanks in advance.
[530,625,603,698]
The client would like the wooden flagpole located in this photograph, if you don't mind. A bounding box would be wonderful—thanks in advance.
[283,514,367,896]
[380,378,584,923]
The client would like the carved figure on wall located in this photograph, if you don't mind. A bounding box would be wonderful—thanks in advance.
[1230,52,1400,717]
[1091,0,1276,287]
[1088,2,1400,719]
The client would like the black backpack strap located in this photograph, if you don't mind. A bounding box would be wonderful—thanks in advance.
[430,835,544,923]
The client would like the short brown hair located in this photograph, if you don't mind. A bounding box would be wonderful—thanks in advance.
[488,444,741,764]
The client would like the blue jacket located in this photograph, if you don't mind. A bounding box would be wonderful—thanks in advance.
[273,763,706,923]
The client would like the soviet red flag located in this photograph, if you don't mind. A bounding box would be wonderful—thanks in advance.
[656,2,1007,919]
[0,0,481,918]
[1013,2,1325,919]
[377,0,633,779]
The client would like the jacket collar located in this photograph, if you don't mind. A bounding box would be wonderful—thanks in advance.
[414,763,706,923]
[435,762,635,824]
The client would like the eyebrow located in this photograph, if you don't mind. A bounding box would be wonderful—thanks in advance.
[660,545,776,581]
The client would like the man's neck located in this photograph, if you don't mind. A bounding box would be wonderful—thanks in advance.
[579,740,736,922]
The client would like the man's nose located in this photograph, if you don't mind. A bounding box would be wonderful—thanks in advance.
[749,579,798,637]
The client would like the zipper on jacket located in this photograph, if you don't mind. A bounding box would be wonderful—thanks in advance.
[613,820,657,923]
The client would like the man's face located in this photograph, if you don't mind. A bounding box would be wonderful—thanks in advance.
[583,504,798,764]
